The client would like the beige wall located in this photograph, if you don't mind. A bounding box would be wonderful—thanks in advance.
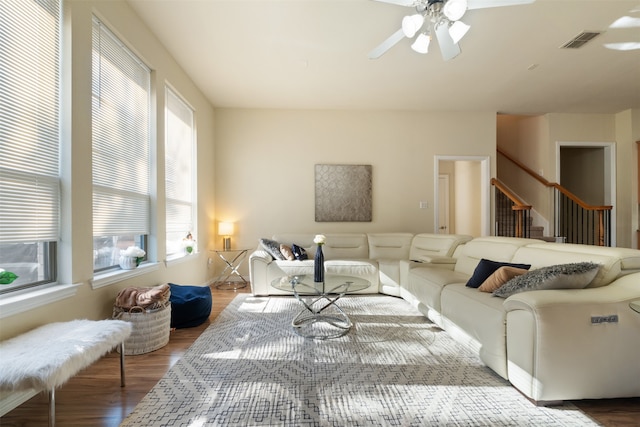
[214,109,497,261]
[1,0,216,341]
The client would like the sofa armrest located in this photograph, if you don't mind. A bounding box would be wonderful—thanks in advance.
[249,250,273,296]
[503,274,640,402]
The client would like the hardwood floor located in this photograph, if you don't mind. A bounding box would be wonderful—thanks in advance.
[1,285,639,426]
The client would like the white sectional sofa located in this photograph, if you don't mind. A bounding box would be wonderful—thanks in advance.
[248,233,640,405]
[249,233,472,296]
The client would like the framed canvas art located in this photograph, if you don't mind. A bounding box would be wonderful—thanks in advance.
[315,164,372,222]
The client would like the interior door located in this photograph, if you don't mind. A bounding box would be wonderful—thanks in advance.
[438,174,450,234]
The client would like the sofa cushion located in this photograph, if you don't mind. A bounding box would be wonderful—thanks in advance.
[440,284,509,378]
[407,267,469,312]
[478,266,528,293]
[493,262,600,298]
[454,237,539,276]
[260,238,285,260]
[465,258,531,288]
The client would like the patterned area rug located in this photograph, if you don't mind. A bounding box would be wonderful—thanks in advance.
[120,294,600,426]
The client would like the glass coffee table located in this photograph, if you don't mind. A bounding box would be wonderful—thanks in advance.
[271,274,371,339]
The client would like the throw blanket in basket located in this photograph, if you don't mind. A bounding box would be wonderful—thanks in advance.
[115,283,171,310]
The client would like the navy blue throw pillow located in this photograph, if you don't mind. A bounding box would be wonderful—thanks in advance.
[291,244,308,260]
[465,259,531,288]
[169,283,212,328]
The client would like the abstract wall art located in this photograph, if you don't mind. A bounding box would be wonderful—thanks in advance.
[315,164,372,222]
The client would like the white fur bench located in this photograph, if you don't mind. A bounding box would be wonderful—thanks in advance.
[0,319,132,427]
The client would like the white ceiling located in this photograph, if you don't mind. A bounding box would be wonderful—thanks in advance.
[126,0,640,114]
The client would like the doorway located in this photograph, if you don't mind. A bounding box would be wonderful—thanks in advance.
[555,141,616,246]
[435,156,491,236]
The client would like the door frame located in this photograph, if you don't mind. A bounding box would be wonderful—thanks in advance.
[555,141,616,246]
[438,174,450,233]
[434,155,491,236]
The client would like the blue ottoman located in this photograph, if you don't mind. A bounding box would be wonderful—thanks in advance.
[168,284,212,328]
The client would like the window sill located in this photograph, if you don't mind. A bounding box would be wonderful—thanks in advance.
[91,262,160,290]
[0,283,80,319]
[166,251,201,266]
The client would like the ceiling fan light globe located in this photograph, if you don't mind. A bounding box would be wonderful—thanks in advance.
[411,32,431,53]
[443,0,468,21]
[449,20,470,44]
[402,14,425,38]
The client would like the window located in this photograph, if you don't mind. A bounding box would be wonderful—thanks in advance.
[0,0,61,293]
[165,87,196,257]
[91,16,151,271]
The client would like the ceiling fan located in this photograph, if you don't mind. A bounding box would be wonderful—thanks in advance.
[369,0,535,61]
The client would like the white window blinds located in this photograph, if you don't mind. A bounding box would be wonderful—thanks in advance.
[92,16,151,236]
[165,88,195,255]
[0,0,61,243]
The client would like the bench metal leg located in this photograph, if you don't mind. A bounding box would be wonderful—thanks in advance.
[120,341,126,387]
[48,388,55,427]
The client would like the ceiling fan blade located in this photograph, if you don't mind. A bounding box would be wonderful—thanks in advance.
[369,0,421,6]
[368,28,406,59]
[467,0,534,10]
[435,22,461,61]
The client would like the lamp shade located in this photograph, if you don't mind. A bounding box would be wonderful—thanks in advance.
[411,32,431,53]
[443,0,467,21]
[218,222,234,236]
[449,20,470,44]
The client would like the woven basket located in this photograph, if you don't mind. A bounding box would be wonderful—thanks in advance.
[113,301,171,355]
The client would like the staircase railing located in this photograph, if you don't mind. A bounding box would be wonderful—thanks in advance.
[497,148,612,246]
[491,178,532,238]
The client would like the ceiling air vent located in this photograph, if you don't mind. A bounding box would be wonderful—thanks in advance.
[560,31,602,49]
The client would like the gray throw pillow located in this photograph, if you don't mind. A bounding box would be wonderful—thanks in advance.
[259,238,285,260]
[493,262,600,298]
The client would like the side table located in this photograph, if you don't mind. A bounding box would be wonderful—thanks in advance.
[211,249,249,290]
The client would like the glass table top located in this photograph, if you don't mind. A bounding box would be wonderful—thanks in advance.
[271,274,371,295]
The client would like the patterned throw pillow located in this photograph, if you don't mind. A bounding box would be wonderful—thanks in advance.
[478,266,528,293]
[291,244,308,260]
[493,262,600,298]
[259,238,285,260]
[279,244,295,261]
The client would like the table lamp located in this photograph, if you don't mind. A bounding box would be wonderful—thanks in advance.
[218,222,234,251]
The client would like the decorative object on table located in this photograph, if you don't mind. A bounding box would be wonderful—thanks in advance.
[0,268,18,285]
[183,232,196,254]
[112,284,172,355]
[315,164,372,222]
[313,234,325,283]
[118,246,146,270]
[168,283,212,328]
[218,221,234,251]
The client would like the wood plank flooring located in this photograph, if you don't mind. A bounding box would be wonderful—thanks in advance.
[1,285,638,426]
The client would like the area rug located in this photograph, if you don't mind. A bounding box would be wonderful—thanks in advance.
[120,294,601,426]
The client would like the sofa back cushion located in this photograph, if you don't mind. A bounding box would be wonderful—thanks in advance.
[454,237,540,276]
[409,233,472,261]
[367,233,414,260]
[511,243,640,288]
[273,233,369,260]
